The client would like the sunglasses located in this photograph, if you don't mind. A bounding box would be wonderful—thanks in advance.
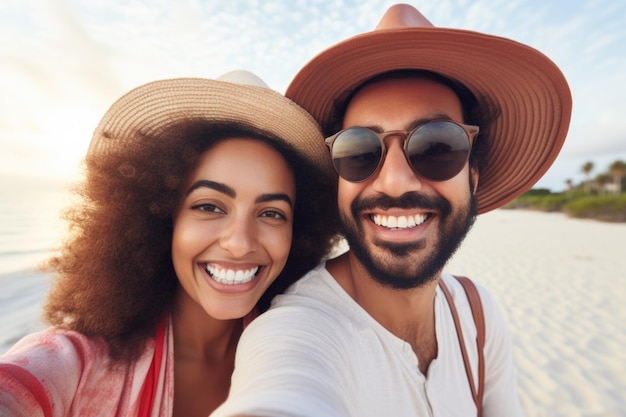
[324,120,479,183]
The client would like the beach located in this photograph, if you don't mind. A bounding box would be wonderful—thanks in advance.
[1,209,625,416]
[446,209,626,416]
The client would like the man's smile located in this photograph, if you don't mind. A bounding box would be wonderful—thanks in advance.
[370,213,430,229]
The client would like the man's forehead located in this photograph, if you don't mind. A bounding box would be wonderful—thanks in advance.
[342,78,464,129]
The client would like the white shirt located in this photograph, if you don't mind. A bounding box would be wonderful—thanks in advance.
[212,263,523,417]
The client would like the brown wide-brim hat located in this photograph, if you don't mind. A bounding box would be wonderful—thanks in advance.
[286,4,572,214]
[89,70,332,178]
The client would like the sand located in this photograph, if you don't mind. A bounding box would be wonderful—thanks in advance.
[446,209,626,416]
[1,209,625,416]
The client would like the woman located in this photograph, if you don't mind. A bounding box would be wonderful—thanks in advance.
[0,70,340,416]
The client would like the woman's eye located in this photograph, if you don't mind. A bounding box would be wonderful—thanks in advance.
[260,210,286,220]
[192,203,225,214]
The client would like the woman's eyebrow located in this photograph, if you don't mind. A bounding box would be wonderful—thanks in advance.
[187,180,235,197]
[187,181,293,208]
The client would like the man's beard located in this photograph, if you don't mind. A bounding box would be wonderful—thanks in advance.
[341,191,477,290]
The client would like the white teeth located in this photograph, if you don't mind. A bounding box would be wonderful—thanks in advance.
[205,265,259,285]
[372,214,427,229]
[397,216,408,228]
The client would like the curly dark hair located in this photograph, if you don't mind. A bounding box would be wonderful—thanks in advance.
[42,119,341,362]
[325,69,500,185]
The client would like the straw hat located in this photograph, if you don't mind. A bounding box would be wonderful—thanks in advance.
[89,70,331,175]
[286,4,572,214]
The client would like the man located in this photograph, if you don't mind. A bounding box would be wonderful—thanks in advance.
[212,4,571,417]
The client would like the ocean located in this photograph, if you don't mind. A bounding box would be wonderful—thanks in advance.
[0,175,70,275]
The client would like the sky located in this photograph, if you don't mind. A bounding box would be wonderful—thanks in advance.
[1,0,625,192]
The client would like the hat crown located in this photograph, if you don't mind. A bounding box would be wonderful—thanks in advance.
[216,69,269,88]
[90,70,331,175]
[374,4,433,30]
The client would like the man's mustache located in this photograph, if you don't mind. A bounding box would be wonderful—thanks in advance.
[351,192,452,215]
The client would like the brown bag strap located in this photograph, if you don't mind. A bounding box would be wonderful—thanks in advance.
[455,276,485,415]
[439,276,485,417]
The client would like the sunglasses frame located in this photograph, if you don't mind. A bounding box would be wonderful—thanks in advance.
[324,119,480,182]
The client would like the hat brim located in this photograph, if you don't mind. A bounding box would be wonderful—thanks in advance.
[91,77,331,175]
[286,27,572,213]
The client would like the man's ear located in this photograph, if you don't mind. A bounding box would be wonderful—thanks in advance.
[470,167,479,194]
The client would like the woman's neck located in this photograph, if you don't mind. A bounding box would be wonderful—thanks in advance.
[171,286,245,417]
[172,287,243,361]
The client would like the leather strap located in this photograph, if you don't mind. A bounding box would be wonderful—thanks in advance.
[455,275,485,415]
[439,276,485,417]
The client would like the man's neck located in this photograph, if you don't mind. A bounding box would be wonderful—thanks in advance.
[326,251,440,373]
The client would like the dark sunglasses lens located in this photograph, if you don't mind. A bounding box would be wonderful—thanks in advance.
[331,128,382,182]
[406,122,470,181]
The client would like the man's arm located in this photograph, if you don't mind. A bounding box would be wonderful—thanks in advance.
[212,305,352,417]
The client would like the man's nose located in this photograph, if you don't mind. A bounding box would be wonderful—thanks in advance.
[371,136,423,196]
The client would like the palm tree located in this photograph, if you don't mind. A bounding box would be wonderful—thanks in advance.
[609,160,626,194]
[595,173,612,195]
[581,161,594,194]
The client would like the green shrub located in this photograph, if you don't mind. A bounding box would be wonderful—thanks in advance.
[563,195,626,222]
[505,193,571,211]
[506,189,626,222]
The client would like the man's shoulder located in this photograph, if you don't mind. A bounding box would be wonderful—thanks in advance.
[440,273,498,307]
[439,273,508,338]
[244,264,357,339]
[272,263,342,306]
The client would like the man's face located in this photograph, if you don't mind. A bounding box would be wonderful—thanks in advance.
[337,76,478,289]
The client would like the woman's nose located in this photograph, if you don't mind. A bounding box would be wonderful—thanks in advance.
[219,216,257,257]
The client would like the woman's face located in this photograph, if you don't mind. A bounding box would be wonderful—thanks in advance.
[172,137,295,320]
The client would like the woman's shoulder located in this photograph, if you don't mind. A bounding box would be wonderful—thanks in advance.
[3,327,109,362]
[0,327,113,416]
[1,327,112,384]
[0,326,159,416]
